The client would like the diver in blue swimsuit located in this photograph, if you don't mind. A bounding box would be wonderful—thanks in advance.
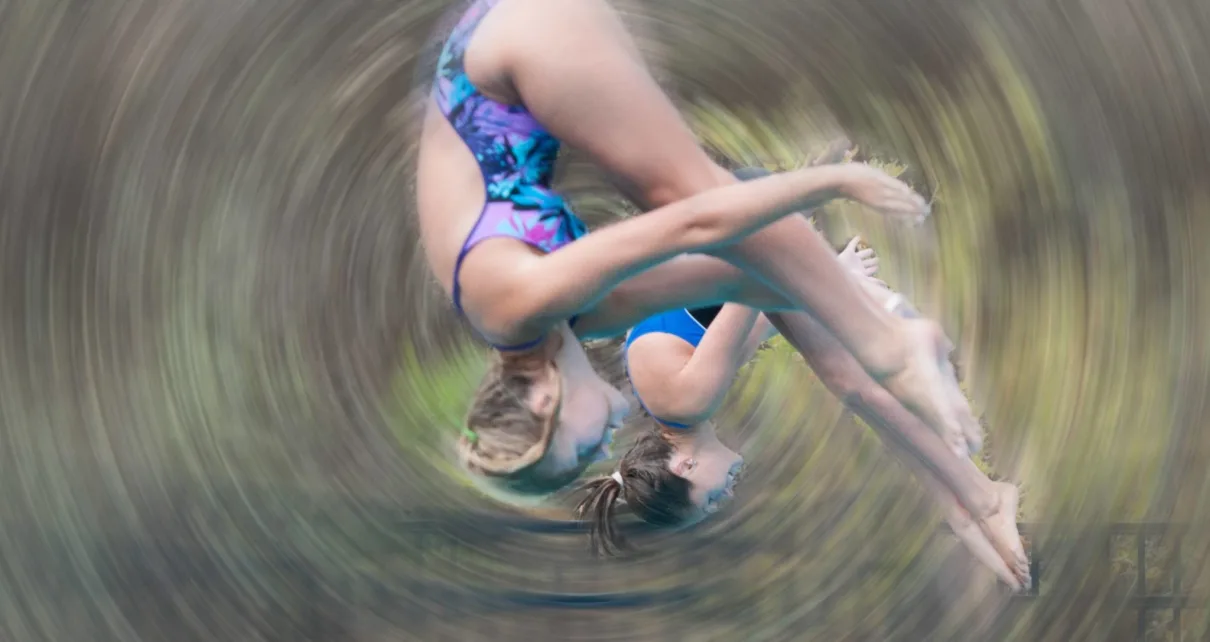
[578,234,1031,590]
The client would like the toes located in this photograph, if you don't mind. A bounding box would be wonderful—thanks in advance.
[1016,567,1033,591]
[899,321,973,451]
[931,399,966,456]
[935,397,971,457]
[941,359,983,455]
[954,397,982,453]
[927,371,970,452]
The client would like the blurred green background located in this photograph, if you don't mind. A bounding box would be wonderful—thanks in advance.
[0,0,1208,640]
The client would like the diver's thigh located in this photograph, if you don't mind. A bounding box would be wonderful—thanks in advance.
[574,209,828,338]
[705,212,825,265]
[499,0,729,208]
[573,254,791,338]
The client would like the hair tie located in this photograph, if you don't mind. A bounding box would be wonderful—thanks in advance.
[610,471,627,506]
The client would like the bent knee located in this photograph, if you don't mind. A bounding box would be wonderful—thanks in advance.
[715,270,793,311]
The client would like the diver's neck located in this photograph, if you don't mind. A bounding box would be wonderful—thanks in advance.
[660,424,706,444]
[497,329,565,368]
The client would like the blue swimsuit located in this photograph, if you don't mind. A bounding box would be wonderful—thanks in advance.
[621,166,773,427]
[624,306,722,428]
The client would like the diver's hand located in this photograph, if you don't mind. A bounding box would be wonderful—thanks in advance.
[837,235,879,277]
[835,164,930,222]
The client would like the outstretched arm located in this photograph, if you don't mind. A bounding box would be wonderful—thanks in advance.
[692,308,764,374]
[624,237,871,425]
[487,0,928,372]
[503,164,864,332]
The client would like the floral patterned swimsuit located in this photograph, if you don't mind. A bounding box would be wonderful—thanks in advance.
[433,0,589,351]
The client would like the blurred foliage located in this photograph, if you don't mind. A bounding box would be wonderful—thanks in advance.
[3,0,1210,639]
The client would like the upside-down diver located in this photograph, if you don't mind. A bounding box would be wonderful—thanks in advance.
[577,223,1029,590]
[415,0,1001,570]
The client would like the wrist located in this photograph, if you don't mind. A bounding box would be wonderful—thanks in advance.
[793,164,847,204]
[823,164,857,198]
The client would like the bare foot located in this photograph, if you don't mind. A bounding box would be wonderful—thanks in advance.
[941,354,983,455]
[838,236,879,278]
[944,482,1029,591]
[980,482,1030,589]
[945,506,1021,591]
[880,319,981,459]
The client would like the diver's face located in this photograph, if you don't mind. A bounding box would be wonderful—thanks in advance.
[667,423,744,524]
[538,325,630,478]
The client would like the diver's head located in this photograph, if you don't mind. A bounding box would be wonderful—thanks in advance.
[575,421,744,554]
[458,324,630,499]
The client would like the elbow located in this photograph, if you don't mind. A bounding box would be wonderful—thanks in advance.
[671,396,713,426]
[476,305,531,344]
[639,166,745,252]
[648,389,713,427]
[477,272,552,340]
[673,197,740,253]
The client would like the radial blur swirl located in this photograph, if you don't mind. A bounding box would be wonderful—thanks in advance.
[0,0,1208,640]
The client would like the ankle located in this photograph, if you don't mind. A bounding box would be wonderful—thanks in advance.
[969,491,1000,521]
[862,320,914,379]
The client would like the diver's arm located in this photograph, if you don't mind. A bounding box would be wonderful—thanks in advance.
[733,312,779,367]
[668,305,767,421]
[500,166,851,333]
[658,275,890,423]
[626,304,763,424]
[485,0,932,378]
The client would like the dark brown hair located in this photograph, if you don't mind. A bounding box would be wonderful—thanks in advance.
[574,427,694,555]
